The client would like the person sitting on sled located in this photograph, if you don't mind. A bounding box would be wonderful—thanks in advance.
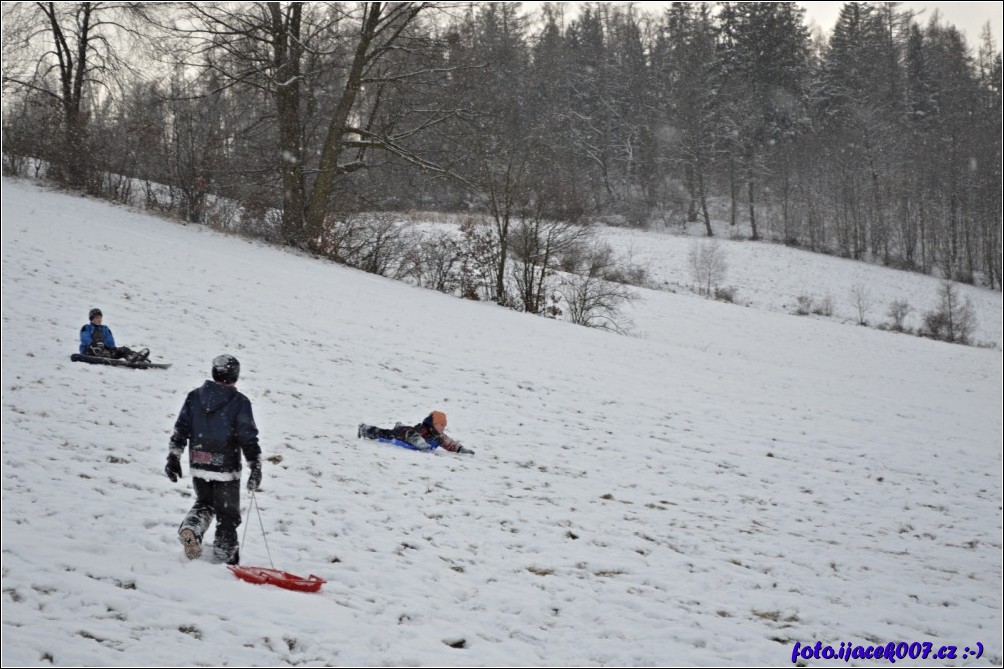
[79,308,149,363]
[358,411,474,455]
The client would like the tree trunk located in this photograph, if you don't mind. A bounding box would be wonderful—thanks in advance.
[747,165,758,241]
[271,3,305,245]
[697,164,712,236]
[685,163,698,223]
[495,213,510,306]
[782,166,791,242]
[729,156,737,226]
[44,1,94,189]
[303,4,384,247]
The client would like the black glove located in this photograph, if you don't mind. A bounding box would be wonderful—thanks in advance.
[457,446,475,456]
[165,453,183,482]
[247,460,262,492]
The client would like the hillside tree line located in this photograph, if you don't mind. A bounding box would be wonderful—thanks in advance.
[3,1,1001,294]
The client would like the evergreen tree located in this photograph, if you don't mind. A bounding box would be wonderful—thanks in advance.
[974,27,1003,288]
[659,2,719,235]
[717,2,811,240]
[818,2,905,261]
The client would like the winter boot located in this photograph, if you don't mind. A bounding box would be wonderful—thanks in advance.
[213,544,239,566]
[179,528,202,560]
[127,348,150,363]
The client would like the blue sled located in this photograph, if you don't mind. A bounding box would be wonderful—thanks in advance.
[376,437,440,452]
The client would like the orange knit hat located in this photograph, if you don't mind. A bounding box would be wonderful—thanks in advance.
[428,411,447,434]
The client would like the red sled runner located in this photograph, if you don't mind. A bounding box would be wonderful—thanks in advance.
[228,566,325,592]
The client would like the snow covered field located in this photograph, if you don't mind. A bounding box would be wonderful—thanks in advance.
[599,224,1002,348]
[2,176,1001,666]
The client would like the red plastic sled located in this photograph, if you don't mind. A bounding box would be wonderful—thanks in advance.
[228,565,326,592]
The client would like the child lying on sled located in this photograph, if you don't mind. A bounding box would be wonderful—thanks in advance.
[358,411,474,455]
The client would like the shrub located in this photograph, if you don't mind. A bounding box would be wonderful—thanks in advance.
[921,281,977,344]
[714,286,737,303]
[559,242,637,333]
[560,273,635,333]
[688,240,728,297]
[886,299,911,332]
[316,214,415,277]
[400,230,462,294]
[850,282,873,325]
[811,294,834,317]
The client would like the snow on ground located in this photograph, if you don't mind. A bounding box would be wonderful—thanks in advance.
[2,176,1001,666]
[598,224,1002,348]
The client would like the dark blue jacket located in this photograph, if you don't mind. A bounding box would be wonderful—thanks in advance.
[170,381,261,481]
[79,323,116,354]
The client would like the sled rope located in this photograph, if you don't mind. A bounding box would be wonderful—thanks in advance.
[241,489,275,569]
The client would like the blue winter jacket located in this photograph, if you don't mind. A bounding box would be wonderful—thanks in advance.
[79,323,116,355]
[169,380,261,482]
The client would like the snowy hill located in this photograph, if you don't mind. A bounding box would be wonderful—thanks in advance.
[2,176,1001,666]
[601,224,1002,348]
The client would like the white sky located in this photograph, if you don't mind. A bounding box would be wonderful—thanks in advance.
[798,1,1002,48]
[524,2,1002,49]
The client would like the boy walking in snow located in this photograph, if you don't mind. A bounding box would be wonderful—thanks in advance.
[359,411,474,455]
[165,354,262,565]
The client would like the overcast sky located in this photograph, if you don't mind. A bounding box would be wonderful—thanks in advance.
[798,1,1002,47]
[523,2,1002,49]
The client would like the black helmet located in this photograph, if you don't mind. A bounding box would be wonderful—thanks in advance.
[89,308,102,320]
[212,354,240,384]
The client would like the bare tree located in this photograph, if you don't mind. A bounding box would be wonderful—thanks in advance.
[161,2,462,248]
[688,239,728,296]
[560,243,636,333]
[850,282,873,325]
[923,280,978,344]
[456,215,503,302]
[2,2,152,189]
[402,230,463,294]
[510,213,590,314]
[315,213,415,277]
[477,150,532,306]
[886,299,912,331]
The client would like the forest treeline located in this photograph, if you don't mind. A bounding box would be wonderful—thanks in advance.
[3,2,1001,291]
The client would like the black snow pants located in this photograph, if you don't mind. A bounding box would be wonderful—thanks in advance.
[180,478,241,565]
[367,425,411,441]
